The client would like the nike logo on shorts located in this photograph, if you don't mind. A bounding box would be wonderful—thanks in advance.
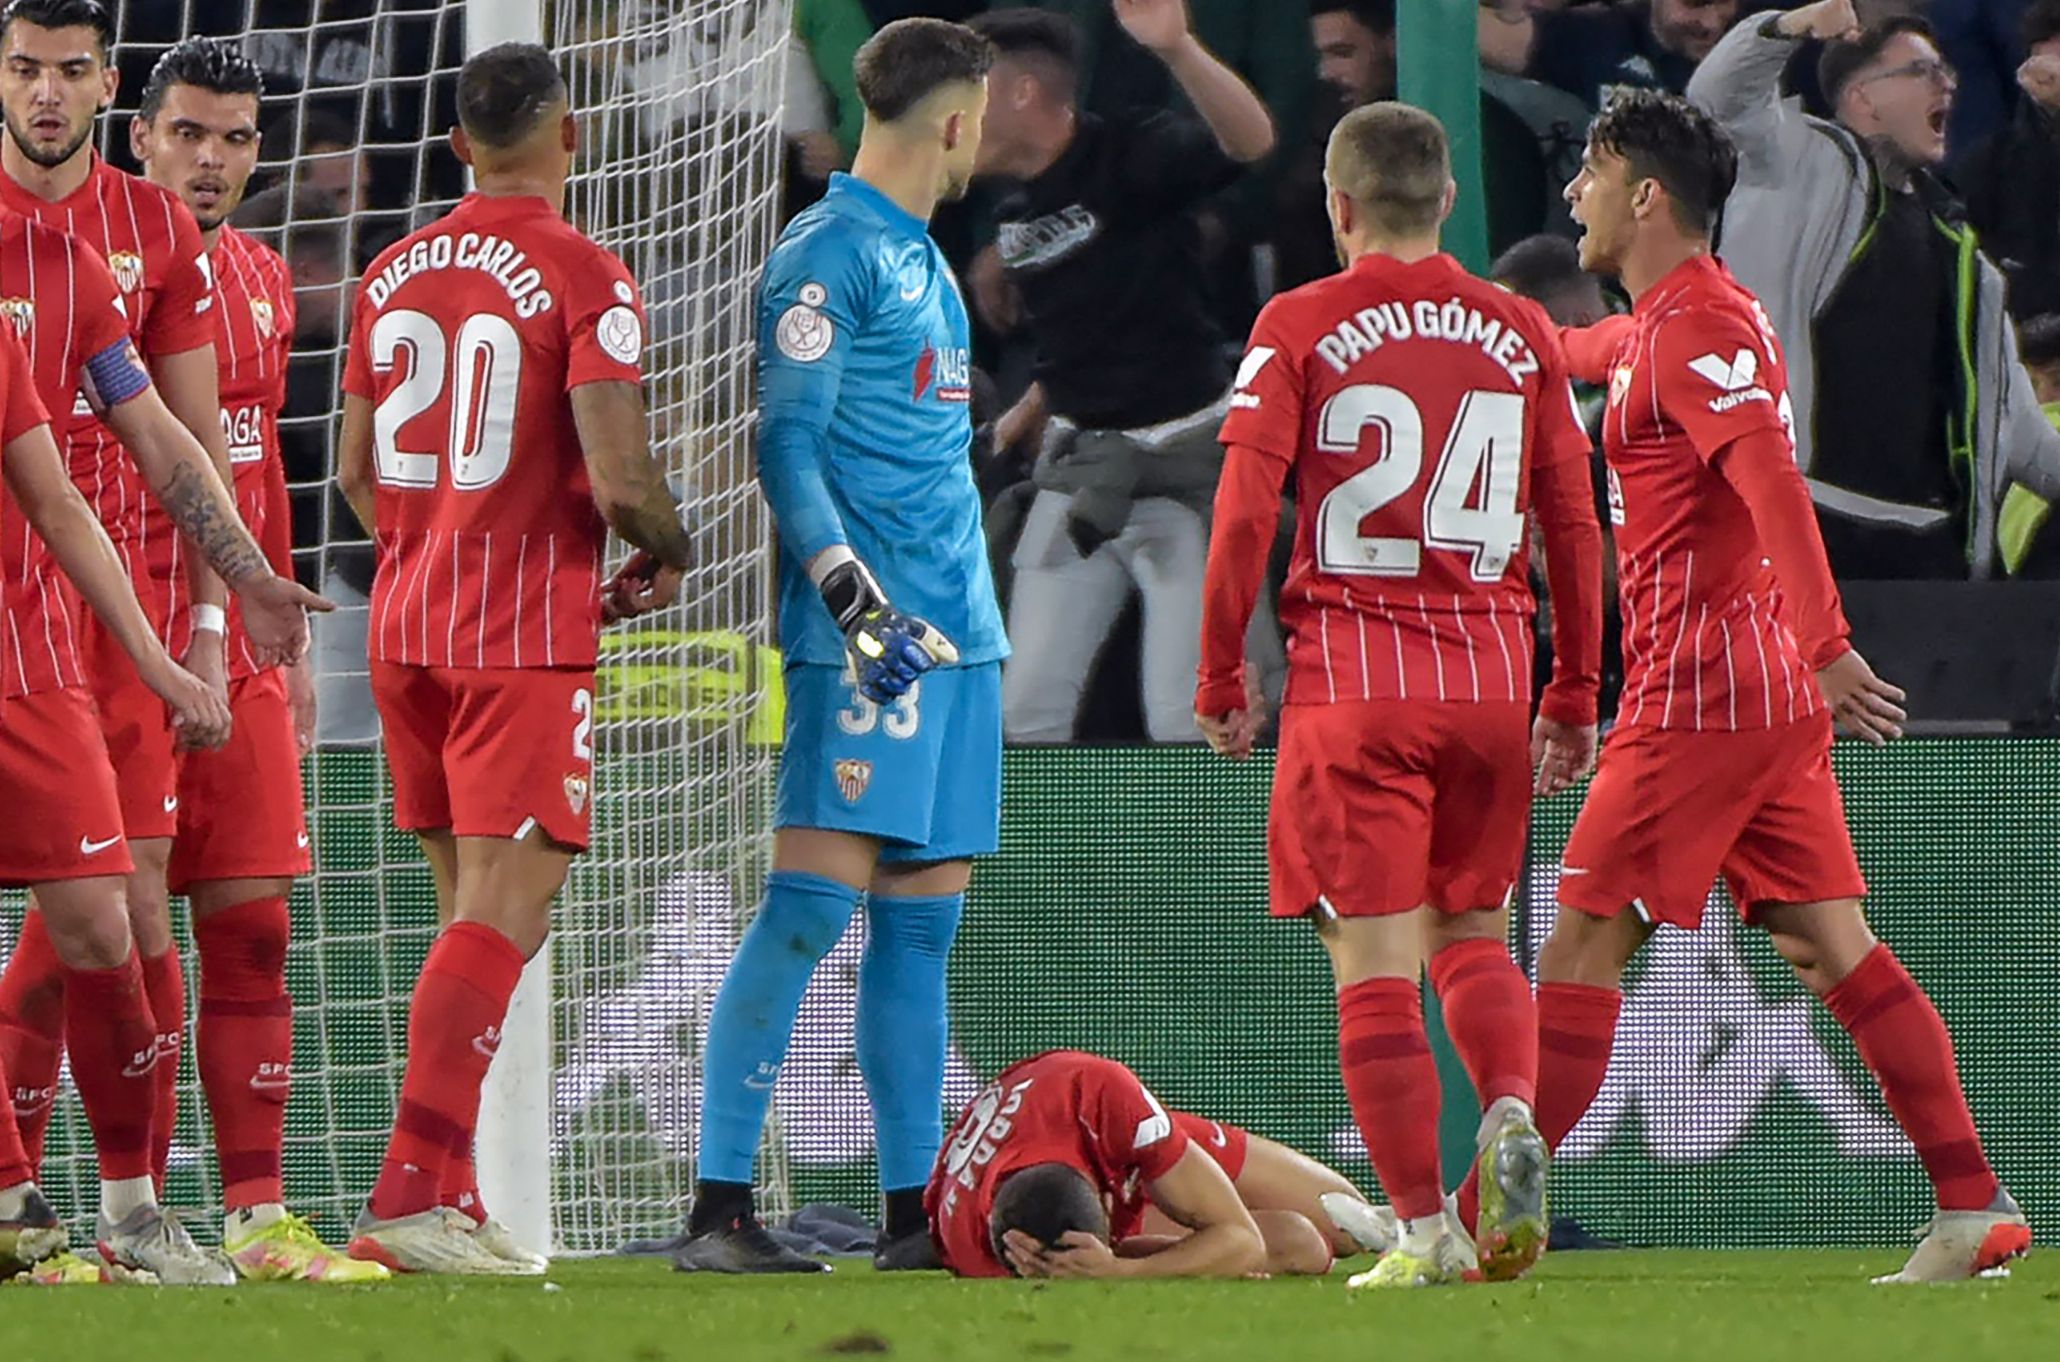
[79,833,121,855]
[1209,1123,1229,1148]
[296,830,310,849]
[163,795,178,814]
[1559,865,1591,877]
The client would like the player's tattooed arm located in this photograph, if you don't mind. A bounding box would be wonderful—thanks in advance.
[572,380,694,569]
[156,456,271,583]
[146,343,237,617]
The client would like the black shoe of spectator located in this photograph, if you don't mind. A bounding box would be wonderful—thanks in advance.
[871,1227,941,1272]
[671,1217,830,1274]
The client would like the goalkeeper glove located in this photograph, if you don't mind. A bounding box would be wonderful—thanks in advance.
[814,550,959,703]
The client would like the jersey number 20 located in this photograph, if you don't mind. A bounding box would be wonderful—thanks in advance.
[370,309,522,491]
[1316,384,1526,581]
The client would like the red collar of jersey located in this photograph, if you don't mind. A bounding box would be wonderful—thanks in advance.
[451,191,562,226]
[0,148,112,216]
[1632,252,1727,318]
[1345,249,1463,284]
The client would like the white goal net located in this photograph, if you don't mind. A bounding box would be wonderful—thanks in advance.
[0,0,791,1252]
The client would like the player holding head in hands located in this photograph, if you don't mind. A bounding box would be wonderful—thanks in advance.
[335,42,692,1276]
[672,18,1003,1275]
[1196,102,1607,1288]
[0,0,331,1222]
[1535,90,2025,1283]
[0,316,236,1286]
[129,36,384,1282]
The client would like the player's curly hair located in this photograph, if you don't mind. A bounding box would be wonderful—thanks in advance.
[989,1163,1109,1270]
[1588,89,1737,237]
[138,36,264,121]
[0,0,112,60]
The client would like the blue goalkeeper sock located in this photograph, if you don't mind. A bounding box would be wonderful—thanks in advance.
[855,891,965,1196]
[697,870,862,1186]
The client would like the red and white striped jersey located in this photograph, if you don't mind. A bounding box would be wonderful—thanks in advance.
[1601,255,1822,732]
[1209,252,1600,711]
[342,193,646,670]
[0,214,133,697]
[0,319,58,710]
[0,154,215,576]
[153,225,295,678]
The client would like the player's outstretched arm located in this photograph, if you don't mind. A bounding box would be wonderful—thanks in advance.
[1118,0,1276,163]
[104,371,332,664]
[1714,427,1906,743]
[572,380,692,621]
[2,421,231,749]
[1195,444,1287,758]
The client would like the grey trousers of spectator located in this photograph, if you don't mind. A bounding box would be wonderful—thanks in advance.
[1003,490,1282,743]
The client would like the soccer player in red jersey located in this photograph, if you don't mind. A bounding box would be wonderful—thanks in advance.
[335,43,692,1276]
[1195,104,1606,1289]
[1541,90,2028,1282]
[929,1050,1280,1279]
[0,0,326,1198]
[0,315,238,1284]
[130,36,384,1283]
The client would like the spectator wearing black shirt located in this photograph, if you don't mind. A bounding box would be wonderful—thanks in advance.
[1479,0,1739,111]
[1276,0,1551,291]
[969,3,1276,744]
[1959,0,2060,320]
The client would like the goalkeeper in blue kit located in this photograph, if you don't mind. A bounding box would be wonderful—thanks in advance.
[671,17,1005,1274]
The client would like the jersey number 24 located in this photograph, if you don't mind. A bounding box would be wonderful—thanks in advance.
[370,309,521,491]
[1316,383,1526,582]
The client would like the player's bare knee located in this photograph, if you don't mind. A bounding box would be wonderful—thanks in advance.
[37,881,135,970]
[1760,899,1876,996]
[1253,1209,1331,1277]
[1538,910,1637,987]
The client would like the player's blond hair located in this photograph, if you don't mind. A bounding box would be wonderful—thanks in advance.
[1325,102,1449,238]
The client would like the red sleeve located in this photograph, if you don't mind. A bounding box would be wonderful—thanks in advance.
[0,326,50,443]
[341,290,375,399]
[70,236,131,358]
[1196,445,1287,718]
[274,256,298,411]
[1088,1061,1189,1183]
[1650,310,1789,465]
[1713,426,1852,668]
[563,245,647,390]
[1529,336,1605,727]
[142,197,217,357]
[1558,315,1634,386]
[1217,297,1305,465]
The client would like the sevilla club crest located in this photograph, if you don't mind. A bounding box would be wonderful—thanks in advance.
[107,251,143,296]
[834,759,872,803]
[250,297,275,341]
[0,296,30,339]
[563,773,590,815]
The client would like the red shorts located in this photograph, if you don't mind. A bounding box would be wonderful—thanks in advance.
[1171,1111,1251,1182]
[0,687,135,884]
[79,607,179,842]
[371,660,596,850]
[168,668,312,893]
[1557,711,1867,929]
[1269,699,1531,917]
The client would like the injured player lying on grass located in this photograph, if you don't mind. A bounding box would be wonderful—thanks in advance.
[923,1050,1390,1278]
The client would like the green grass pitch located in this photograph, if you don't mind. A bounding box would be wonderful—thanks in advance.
[9,1251,2054,1362]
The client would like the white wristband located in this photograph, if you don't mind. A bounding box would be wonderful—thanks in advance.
[191,603,227,635]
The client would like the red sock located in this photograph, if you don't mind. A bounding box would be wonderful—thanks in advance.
[0,911,67,1169]
[0,1049,31,1191]
[1429,939,1538,1108]
[1338,977,1443,1222]
[140,948,185,1192]
[440,1142,483,1224]
[1824,945,1998,1212]
[1460,979,1620,1232]
[368,922,524,1221]
[194,898,293,1211]
[62,953,157,1181]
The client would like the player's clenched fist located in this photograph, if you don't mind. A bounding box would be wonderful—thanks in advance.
[147,653,234,750]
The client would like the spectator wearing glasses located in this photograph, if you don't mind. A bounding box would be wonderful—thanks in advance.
[1689,0,2060,580]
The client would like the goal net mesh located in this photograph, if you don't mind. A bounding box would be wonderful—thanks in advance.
[0,0,789,1251]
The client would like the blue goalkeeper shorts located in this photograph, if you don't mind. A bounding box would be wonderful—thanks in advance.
[775,661,1002,863]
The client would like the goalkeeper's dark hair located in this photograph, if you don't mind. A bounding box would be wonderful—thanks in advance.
[2020,313,2060,371]
[988,1162,1108,1270]
[456,42,566,149]
[968,9,1078,101]
[138,36,264,121]
[0,0,113,60]
[854,17,995,123]
[1587,89,1737,237]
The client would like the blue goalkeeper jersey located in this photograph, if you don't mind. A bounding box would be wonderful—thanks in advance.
[756,172,1006,669]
